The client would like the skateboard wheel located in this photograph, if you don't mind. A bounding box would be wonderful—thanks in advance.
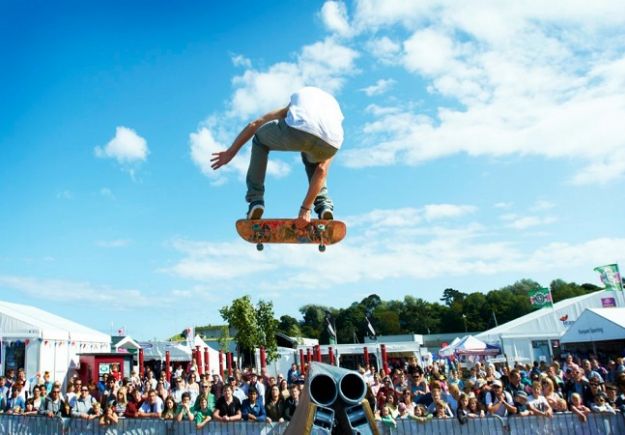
[252,224,261,231]
[256,243,264,251]
[318,244,326,252]
[317,224,326,231]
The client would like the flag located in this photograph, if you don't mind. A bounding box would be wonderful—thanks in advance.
[594,264,623,291]
[117,327,125,336]
[529,288,553,308]
[365,316,377,339]
[326,317,337,344]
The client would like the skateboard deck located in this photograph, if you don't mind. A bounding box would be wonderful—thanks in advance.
[236,219,346,252]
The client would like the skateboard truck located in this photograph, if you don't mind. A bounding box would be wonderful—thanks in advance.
[316,224,327,252]
[252,223,264,251]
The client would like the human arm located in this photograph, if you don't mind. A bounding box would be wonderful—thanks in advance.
[211,107,289,170]
[297,157,333,224]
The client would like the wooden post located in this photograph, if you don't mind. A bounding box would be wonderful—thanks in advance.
[165,351,171,382]
[195,345,202,374]
[328,346,334,365]
[139,348,145,377]
[204,347,210,374]
[219,350,224,378]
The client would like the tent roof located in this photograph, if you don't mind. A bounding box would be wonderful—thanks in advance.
[477,290,612,341]
[560,308,625,344]
[0,300,110,343]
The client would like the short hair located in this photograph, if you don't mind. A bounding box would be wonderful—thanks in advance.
[181,392,191,400]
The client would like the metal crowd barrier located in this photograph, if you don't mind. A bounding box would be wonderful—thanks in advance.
[0,412,623,434]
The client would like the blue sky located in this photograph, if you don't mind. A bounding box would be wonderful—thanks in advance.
[2,1,625,340]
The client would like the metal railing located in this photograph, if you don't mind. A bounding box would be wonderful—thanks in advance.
[0,412,623,434]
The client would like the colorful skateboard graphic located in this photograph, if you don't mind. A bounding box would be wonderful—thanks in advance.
[236,219,347,252]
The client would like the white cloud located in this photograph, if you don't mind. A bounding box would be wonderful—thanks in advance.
[99,188,116,200]
[337,2,625,184]
[361,79,396,96]
[505,216,557,230]
[0,275,152,307]
[229,38,358,119]
[320,1,352,37]
[423,204,477,221]
[231,54,252,68]
[95,126,148,164]
[365,36,401,63]
[56,190,73,200]
[402,28,457,76]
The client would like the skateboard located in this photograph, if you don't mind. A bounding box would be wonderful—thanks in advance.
[235,219,347,252]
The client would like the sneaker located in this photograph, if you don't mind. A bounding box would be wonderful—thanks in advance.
[247,201,264,220]
[319,208,334,220]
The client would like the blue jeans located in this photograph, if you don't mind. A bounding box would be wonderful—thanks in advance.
[246,119,337,213]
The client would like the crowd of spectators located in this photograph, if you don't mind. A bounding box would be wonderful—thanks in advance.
[0,363,305,429]
[1,353,624,429]
[364,354,625,429]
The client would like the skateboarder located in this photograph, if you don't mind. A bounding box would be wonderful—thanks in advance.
[211,86,344,224]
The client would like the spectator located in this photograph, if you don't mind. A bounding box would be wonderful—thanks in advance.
[111,388,128,416]
[6,387,26,414]
[39,386,64,417]
[211,374,224,400]
[512,391,531,416]
[384,392,399,418]
[425,384,453,417]
[100,375,118,407]
[278,378,289,400]
[212,384,242,423]
[283,384,300,421]
[456,393,470,424]
[23,398,38,416]
[287,363,300,386]
[193,379,215,414]
[161,396,177,420]
[570,392,591,423]
[194,395,213,429]
[228,375,247,403]
[170,377,186,403]
[433,400,451,419]
[467,393,484,417]
[137,389,163,418]
[175,392,195,422]
[400,389,415,415]
[156,380,169,401]
[242,388,266,422]
[87,401,102,420]
[564,364,592,405]
[71,385,96,419]
[590,392,616,414]
[485,379,515,417]
[378,405,397,428]
[244,372,266,401]
[542,377,567,412]
[605,384,618,409]
[100,404,119,426]
[409,403,432,422]
[265,385,285,424]
[527,381,552,417]
[0,377,9,404]
[124,389,143,418]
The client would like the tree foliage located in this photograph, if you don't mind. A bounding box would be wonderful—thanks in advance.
[275,279,598,343]
[219,296,278,366]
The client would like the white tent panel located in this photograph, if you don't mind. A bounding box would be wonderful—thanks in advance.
[560,308,625,344]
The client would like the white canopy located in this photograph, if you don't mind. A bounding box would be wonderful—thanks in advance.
[439,335,499,357]
[0,300,109,343]
[438,337,461,357]
[140,341,191,362]
[560,308,625,344]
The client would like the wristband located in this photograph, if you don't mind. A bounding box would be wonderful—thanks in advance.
[300,206,311,212]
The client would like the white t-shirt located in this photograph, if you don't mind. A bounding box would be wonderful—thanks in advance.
[285,87,344,149]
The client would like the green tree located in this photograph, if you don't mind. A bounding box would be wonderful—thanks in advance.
[278,315,302,337]
[256,300,279,361]
[217,325,232,353]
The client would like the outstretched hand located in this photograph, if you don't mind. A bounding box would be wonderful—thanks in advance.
[211,150,234,170]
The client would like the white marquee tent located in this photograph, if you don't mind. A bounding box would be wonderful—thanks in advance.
[477,290,619,364]
[560,308,625,344]
[0,300,110,383]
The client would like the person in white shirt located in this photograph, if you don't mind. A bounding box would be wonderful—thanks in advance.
[527,381,553,417]
[211,86,344,223]
[138,389,164,418]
